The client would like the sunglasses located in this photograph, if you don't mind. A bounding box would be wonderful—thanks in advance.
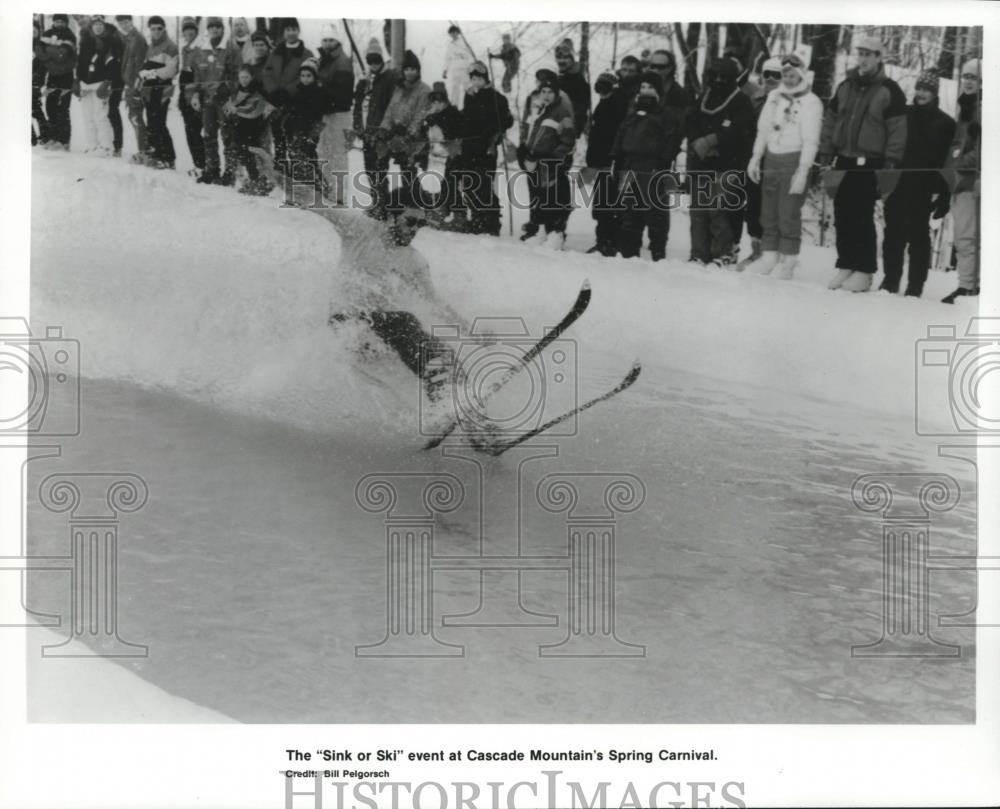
[763,70,782,80]
[469,70,488,79]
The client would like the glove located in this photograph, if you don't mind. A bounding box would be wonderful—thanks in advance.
[190,94,202,112]
[789,167,808,195]
[72,79,81,98]
[932,193,951,220]
[747,156,761,184]
[690,135,716,161]
[883,158,899,170]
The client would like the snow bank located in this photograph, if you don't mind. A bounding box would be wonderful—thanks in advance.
[31,151,977,444]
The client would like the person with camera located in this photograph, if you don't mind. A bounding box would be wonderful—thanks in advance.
[941,58,982,304]
[114,15,147,163]
[879,70,955,298]
[521,75,577,250]
[612,71,683,262]
[352,39,398,218]
[819,34,907,293]
[38,14,76,151]
[745,54,823,280]
[458,60,513,236]
[74,15,121,158]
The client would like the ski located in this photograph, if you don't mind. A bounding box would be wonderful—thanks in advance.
[422,280,593,449]
[471,361,642,457]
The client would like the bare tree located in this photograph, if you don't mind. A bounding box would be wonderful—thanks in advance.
[805,24,841,101]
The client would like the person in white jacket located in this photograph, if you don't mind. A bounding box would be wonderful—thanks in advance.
[443,25,472,109]
[746,54,823,279]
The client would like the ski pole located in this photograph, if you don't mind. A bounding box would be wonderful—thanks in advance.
[342,19,367,74]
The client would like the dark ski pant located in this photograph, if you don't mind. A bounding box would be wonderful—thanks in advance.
[124,88,147,155]
[201,103,227,177]
[760,150,806,255]
[225,117,266,182]
[179,93,205,170]
[144,86,175,163]
[107,87,123,151]
[32,85,48,144]
[363,145,390,217]
[617,170,671,260]
[462,152,500,235]
[688,172,736,261]
[359,311,451,400]
[882,183,934,295]
[591,168,619,255]
[45,78,73,145]
[529,160,572,233]
[833,156,880,274]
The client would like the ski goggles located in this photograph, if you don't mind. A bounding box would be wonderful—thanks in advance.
[780,54,805,69]
[762,70,782,80]
[468,67,488,79]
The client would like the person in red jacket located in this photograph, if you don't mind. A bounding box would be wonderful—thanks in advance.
[262,18,314,165]
[819,34,907,293]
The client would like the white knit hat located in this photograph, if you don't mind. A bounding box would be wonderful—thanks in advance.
[321,23,340,42]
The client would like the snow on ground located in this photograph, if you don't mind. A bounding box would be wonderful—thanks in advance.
[26,150,980,724]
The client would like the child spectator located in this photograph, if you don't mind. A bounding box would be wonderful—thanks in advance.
[223,64,275,195]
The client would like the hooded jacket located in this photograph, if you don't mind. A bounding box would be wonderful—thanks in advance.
[751,80,823,171]
[943,92,980,195]
[820,64,908,162]
[262,40,315,106]
[317,43,354,114]
[524,96,576,161]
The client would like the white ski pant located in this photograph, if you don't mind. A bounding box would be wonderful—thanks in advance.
[318,111,352,204]
[80,82,114,152]
[447,74,468,109]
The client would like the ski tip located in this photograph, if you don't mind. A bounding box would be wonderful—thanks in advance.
[581,279,591,290]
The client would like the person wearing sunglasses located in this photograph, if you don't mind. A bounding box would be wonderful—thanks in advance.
[879,70,955,298]
[819,34,907,293]
[940,58,982,303]
[746,54,823,279]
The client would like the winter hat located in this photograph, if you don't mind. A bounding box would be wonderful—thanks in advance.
[915,69,940,95]
[90,15,105,24]
[181,16,198,33]
[250,31,269,45]
[854,34,884,55]
[320,23,340,42]
[365,37,384,61]
[283,18,300,32]
[779,53,808,83]
[114,15,132,22]
[52,14,69,24]
[760,56,782,76]
[555,43,574,59]
[428,88,448,103]
[432,80,447,94]
[206,17,224,29]
[448,24,460,35]
[594,71,618,94]
[148,16,165,28]
[708,58,739,85]
[299,58,319,78]
[535,68,558,84]
[638,70,663,97]
[402,49,421,73]
[468,60,489,79]
[537,75,560,94]
[961,58,981,78]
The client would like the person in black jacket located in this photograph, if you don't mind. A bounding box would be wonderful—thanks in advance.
[646,49,694,139]
[555,42,590,138]
[75,15,121,156]
[459,61,513,235]
[880,70,956,297]
[31,21,49,145]
[283,59,326,165]
[617,55,641,102]
[611,72,682,261]
[39,14,76,150]
[353,39,398,218]
[177,17,205,174]
[686,58,754,266]
[586,72,630,255]
[421,89,464,227]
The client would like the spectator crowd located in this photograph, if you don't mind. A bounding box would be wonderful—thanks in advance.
[32,17,981,302]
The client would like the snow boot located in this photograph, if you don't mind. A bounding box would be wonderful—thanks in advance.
[543,230,566,250]
[737,237,762,271]
[941,286,980,304]
[197,170,219,185]
[773,255,797,280]
[879,279,899,294]
[827,269,854,290]
[519,223,540,242]
[842,271,873,293]
[748,250,779,275]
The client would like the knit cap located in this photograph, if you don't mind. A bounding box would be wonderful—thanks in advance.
[181,16,198,33]
[594,72,618,94]
[206,17,224,29]
[915,69,939,95]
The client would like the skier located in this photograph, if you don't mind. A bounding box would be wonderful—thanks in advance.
[443,25,472,109]
[488,33,520,95]
[819,34,907,293]
[746,54,823,280]
[940,58,981,304]
[880,70,955,297]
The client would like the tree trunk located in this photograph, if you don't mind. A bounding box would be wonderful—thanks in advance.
[805,24,840,101]
[580,21,590,82]
[677,22,702,95]
[706,22,721,66]
[937,26,958,79]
